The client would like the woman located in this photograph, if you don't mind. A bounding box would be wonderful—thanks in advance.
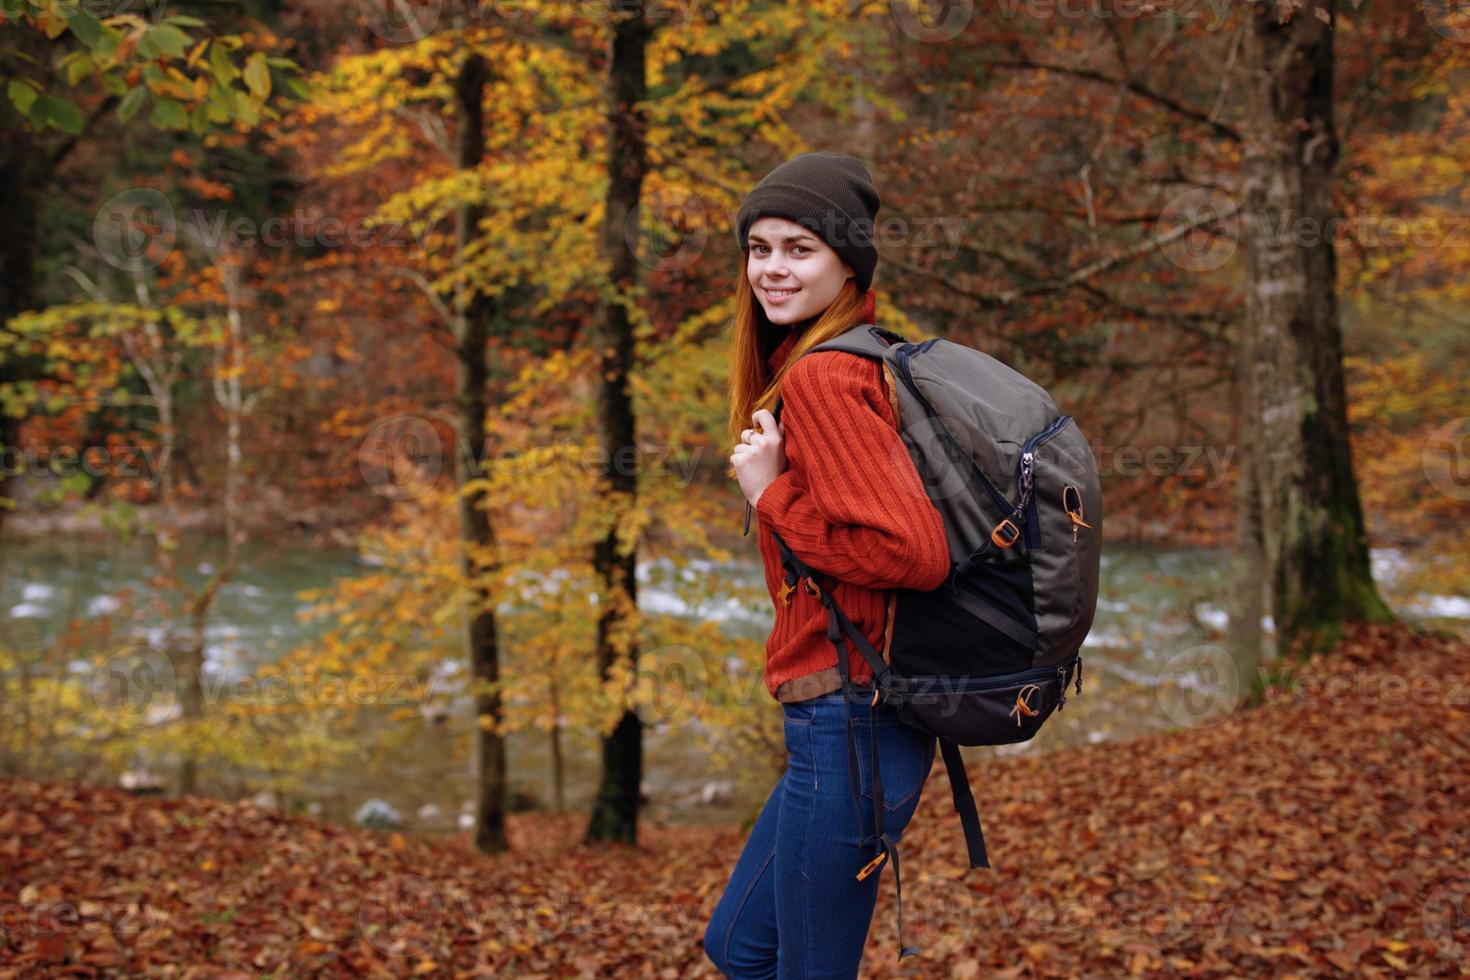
[705,151,952,978]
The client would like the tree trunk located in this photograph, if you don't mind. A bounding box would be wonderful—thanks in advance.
[1229,247,1267,701]
[0,25,49,565]
[171,254,253,798]
[174,639,204,795]
[550,692,565,815]
[1237,0,1393,663]
[548,640,566,814]
[1227,362,1268,703]
[452,47,509,855]
[0,126,44,780]
[584,4,651,846]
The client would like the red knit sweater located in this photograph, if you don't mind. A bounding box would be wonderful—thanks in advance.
[753,298,951,702]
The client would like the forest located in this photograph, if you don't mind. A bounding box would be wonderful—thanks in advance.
[1,0,1467,975]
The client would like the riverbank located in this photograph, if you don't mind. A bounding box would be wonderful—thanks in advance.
[2,483,1252,553]
[0,490,373,548]
[2,619,1466,977]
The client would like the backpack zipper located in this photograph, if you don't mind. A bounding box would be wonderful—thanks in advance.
[984,414,1072,550]
[1016,415,1072,550]
[905,653,1080,695]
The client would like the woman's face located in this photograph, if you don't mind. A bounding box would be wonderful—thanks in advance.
[746,215,854,327]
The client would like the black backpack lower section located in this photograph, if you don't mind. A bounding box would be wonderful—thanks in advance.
[764,530,1085,963]
[886,563,1037,679]
[887,655,1082,748]
[885,547,1084,747]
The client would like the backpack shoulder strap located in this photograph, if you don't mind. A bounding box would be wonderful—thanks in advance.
[744,323,907,536]
[771,322,906,425]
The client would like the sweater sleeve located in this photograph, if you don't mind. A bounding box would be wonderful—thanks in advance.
[754,351,951,591]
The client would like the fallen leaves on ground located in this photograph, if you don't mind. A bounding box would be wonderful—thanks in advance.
[2,621,1467,978]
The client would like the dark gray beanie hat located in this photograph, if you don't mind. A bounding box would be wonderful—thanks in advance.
[735,151,881,292]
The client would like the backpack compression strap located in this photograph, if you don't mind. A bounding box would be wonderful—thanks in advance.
[938,738,990,869]
[770,527,922,960]
[769,527,995,958]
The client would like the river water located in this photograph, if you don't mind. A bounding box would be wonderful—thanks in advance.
[2,532,1463,832]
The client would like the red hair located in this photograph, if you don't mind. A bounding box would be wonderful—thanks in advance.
[726,275,878,455]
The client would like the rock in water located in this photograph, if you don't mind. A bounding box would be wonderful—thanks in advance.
[353,798,405,829]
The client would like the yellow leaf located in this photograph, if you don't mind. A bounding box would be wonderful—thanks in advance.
[1381,952,1410,971]
[186,37,210,69]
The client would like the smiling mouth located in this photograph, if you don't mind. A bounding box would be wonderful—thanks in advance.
[764,287,801,297]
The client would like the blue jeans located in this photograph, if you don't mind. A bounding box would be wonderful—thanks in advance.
[703,686,937,978]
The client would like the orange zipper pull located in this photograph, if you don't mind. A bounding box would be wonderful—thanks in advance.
[856,850,888,880]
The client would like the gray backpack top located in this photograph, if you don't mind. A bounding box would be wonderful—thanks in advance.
[742,322,1103,961]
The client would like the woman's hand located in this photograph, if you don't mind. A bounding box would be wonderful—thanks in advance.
[730,408,787,509]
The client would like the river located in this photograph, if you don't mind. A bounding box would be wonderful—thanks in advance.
[2,532,1463,832]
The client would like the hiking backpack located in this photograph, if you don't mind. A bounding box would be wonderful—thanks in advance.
[741,322,1103,960]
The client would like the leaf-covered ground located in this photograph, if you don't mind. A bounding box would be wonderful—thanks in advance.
[3,620,1468,978]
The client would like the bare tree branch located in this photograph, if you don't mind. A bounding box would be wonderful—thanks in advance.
[983,58,1242,142]
[888,194,1241,308]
